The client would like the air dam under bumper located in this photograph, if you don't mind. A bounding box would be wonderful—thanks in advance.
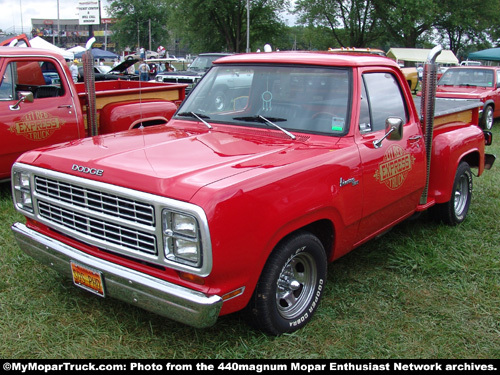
[11,222,223,328]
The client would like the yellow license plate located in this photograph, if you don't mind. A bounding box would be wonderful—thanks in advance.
[71,261,105,297]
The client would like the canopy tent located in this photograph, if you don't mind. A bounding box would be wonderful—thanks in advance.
[29,36,74,60]
[74,48,118,59]
[468,47,500,61]
[387,48,459,65]
[66,45,86,55]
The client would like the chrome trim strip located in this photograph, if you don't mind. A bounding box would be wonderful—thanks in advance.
[11,222,222,328]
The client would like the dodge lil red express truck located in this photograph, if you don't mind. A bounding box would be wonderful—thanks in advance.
[11,47,495,335]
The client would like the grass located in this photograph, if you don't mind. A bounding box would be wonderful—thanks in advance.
[0,121,499,359]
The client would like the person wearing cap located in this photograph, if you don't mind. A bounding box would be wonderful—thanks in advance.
[70,59,80,82]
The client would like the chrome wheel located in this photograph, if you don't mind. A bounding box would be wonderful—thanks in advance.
[454,173,470,218]
[276,252,317,319]
[247,231,327,335]
[482,105,494,130]
[433,162,472,225]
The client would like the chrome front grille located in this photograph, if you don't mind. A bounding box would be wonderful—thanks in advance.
[38,201,157,254]
[34,175,157,256]
[35,176,155,226]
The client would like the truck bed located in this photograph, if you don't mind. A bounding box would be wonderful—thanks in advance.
[414,97,482,127]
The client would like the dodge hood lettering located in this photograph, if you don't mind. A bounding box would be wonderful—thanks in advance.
[72,164,104,176]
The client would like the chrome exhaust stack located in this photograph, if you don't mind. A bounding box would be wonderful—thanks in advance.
[419,45,443,205]
[82,37,98,136]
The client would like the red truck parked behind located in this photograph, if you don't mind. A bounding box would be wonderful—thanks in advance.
[10,47,495,335]
[0,47,185,181]
[435,65,500,130]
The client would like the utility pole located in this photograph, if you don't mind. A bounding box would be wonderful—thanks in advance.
[57,0,60,46]
[246,0,250,53]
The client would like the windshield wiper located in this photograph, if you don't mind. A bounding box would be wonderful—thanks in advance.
[177,112,212,129]
[233,115,295,140]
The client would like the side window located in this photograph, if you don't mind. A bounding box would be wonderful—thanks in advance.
[360,72,407,132]
[0,63,15,100]
[0,60,65,101]
[359,79,371,132]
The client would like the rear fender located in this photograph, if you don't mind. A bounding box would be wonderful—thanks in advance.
[427,125,484,203]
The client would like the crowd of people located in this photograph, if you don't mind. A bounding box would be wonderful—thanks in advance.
[69,55,176,82]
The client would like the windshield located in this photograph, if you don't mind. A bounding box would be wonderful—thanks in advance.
[176,65,352,135]
[438,68,494,87]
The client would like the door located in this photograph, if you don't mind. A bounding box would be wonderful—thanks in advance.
[0,57,81,179]
[355,70,426,244]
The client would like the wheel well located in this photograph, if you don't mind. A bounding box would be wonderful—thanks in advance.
[483,101,494,110]
[276,220,334,261]
[461,151,480,170]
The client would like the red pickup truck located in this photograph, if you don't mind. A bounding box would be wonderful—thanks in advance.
[10,48,495,335]
[0,47,186,181]
[435,66,500,130]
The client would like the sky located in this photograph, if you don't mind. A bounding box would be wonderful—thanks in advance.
[1,0,296,35]
[0,0,110,34]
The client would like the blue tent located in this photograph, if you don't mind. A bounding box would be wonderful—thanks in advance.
[468,47,500,61]
[74,48,118,59]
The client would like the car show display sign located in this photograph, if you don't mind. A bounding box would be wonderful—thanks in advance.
[78,0,101,25]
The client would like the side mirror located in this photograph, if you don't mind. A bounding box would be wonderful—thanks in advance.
[9,91,34,111]
[373,117,403,148]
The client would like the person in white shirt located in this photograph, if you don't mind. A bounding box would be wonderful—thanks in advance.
[138,60,150,81]
[70,59,79,83]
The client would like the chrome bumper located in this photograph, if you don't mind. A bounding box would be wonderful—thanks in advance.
[11,222,223,328]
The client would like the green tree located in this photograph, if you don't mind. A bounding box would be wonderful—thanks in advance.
[371,0,437,48]
[166,0,289,53]
[107,0,170,52]
[434,0,500,57]
[294,0,385,48]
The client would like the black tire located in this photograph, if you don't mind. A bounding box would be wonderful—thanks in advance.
[433,162,473,225]
[246,231,327,335]
[481,105,494,130]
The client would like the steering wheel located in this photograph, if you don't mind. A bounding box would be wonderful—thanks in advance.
[312,111,336,120]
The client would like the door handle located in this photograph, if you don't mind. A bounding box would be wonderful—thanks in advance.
[58,105,73,108]
[409,135,423,142]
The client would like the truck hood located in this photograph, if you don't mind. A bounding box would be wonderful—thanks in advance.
[19,122,329,202]
[435,85,491,100]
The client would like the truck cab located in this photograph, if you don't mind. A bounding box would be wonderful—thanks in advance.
[0,48,82,180]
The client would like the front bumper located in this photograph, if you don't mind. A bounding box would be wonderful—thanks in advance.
[11,222,223,328]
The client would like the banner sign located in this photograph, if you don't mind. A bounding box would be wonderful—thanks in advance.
[78,1,101,25]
